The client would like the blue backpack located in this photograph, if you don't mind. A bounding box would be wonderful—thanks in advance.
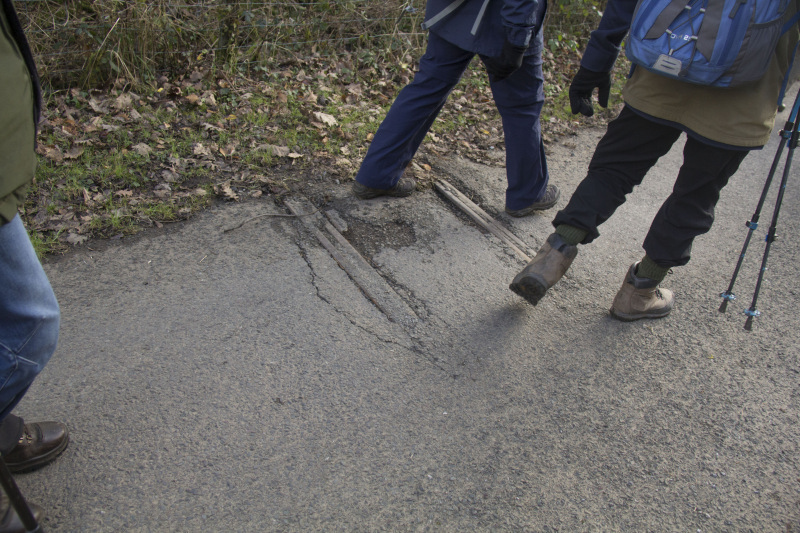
[625,0,800,88]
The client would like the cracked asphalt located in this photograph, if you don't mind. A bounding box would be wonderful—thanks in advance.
[15,110,800,531]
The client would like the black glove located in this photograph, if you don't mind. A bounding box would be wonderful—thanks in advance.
[568,66,611,117]
[483,40,527,82]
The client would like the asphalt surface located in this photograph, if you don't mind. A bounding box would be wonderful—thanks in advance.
[15,104,800,531]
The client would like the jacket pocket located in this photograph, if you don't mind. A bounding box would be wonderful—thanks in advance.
[730,13,787,84]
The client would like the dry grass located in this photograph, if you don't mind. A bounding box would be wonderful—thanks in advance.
[17,0,430,90]
[17,0,603,91]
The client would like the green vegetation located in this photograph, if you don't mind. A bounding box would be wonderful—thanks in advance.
[17,1,613,256]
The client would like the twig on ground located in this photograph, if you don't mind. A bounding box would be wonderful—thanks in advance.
[222,208,321,233]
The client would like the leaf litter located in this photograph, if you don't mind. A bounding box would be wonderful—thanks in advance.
[24,49,622,254]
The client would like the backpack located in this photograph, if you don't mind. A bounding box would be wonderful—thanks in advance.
[625,0,800,88]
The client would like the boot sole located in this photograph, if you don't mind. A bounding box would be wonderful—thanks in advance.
[509,275,549,306]
[609,307,672,322]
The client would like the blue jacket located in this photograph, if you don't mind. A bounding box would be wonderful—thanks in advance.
[421,0,546,57]
[579,0,637,73]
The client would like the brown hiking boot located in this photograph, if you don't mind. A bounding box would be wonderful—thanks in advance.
[609,263,674,321]
[509,232,578,305]
[352,177,416,199]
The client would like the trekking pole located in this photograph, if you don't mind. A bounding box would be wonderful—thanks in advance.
[743,112,799,330]
[0,455,42,532]
[719,88,800,313]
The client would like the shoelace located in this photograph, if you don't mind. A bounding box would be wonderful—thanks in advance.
[17,427,34,446]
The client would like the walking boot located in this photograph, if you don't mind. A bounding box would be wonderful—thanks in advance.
[352,177,416,200]
[509,233,578,305]
[609,263,674,321]
[505,184,561,217]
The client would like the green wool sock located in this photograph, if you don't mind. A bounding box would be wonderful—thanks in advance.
[636,256,670,283]
[555,224,588,246]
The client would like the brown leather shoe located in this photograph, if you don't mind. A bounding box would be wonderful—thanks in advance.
[0,489,43,533]
[509,232,578,305]
[3,422,69,473]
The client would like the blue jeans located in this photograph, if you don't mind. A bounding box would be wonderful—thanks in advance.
[0,215,59,421]
[354,31,549,210]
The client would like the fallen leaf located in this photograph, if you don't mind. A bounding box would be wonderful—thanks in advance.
[40,146,64,162]
[65,233,88,245]
[219,144,236,157]
[132,142,153,156]
[161,169,178,182]
[255,144,290,157]
[215,183,239,200]
[313,112,337,127]
[89,98,108,114]
[193,143,212,157]
[185,94,201,105]
[64,147,84,160]
[153,183,172,198]
[202,92,217,106]
[114,94,133,110]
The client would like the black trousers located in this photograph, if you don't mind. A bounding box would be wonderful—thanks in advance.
[0,414,22,454]
[553,106,749,267]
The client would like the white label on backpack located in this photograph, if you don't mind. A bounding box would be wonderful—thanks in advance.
[652,54,683,77]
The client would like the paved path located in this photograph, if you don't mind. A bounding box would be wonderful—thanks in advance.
[18,110,800,531]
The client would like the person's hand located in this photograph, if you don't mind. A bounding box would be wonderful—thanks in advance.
[483,40,527,82]
[568,66,611,116]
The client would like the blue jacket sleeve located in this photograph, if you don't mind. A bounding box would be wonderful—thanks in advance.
[580,0,638,73]
[500,0,542,48]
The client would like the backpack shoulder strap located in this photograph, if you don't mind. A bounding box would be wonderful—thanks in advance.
[695,1,725,60]
[644,0,693,39]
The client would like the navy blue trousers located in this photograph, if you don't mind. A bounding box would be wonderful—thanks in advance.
[553,106,749,267]
[354,31,549,211]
